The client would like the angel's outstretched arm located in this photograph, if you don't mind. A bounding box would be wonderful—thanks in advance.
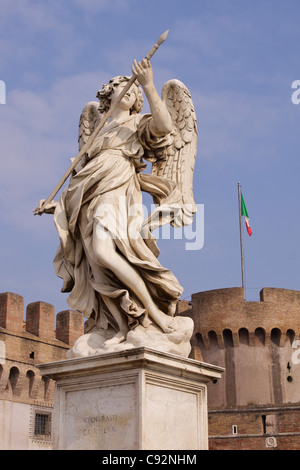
[132,59,172,136]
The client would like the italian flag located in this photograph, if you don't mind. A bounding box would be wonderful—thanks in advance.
[241,193,252,236]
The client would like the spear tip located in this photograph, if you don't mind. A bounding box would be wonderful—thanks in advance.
[145,29,169,60]
[157,29,169,45]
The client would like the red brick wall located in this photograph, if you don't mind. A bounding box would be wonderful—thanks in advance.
[0,292,84,406]
[0,292,24,332]
[185,287,300,451]
[190,287,300,341]
[208,409,300,450]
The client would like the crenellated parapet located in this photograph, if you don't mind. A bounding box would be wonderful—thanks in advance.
[0,292,84,345]
[177,287,300,449]
[0,292,84,407]
[182,287,300,350]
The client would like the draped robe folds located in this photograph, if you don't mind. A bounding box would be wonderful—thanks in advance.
[53,113,184,333]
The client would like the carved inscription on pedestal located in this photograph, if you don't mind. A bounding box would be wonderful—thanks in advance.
[82,414,118,436]
[64,382,138,449]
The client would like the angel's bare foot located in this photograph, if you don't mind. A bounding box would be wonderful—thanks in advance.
[149,308,177,334]
[103,328,128,347]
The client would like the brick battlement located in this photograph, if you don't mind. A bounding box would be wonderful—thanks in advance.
[180,287,300,350]
[0,292,84,411]
[182,287,300,450]
[0,292,83,346]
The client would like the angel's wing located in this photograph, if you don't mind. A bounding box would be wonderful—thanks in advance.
[151,79,198,226]
[78,101,102,150]
[72,101,102,174]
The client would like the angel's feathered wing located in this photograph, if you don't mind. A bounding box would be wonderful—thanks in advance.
[151,79,198,226]
[73,101,102,174]
[78,101,102,150]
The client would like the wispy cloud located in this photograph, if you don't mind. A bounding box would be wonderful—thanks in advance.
[0,1,87,82]
[194,89,285,163]
[0,70,111,232]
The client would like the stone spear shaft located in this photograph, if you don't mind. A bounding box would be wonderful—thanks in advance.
[34,30,169,215]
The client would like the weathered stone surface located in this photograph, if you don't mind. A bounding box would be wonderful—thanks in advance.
[38,348,223,450]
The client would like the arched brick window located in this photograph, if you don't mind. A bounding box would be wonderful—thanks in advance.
[271,328,281,346]
[286,329,295,345]
[223,329,233,348]
[26,370,35,397]
[208,330,218,349]
[8,367,19,395]
[238,328,249,345]
[254,327,265,346]
[194,332,205,349]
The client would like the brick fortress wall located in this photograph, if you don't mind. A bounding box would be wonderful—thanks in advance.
[2,286,300,450]
[0,292,84,406]
[177,287,300,450]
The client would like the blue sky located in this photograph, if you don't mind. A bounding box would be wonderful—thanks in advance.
[0,0,299,317]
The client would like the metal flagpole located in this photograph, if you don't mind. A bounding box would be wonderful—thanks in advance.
[238,182,245,298]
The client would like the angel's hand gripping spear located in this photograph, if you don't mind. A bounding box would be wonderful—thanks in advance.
[33,30,169,216]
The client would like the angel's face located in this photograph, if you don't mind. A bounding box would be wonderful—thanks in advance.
[110,82,137,111]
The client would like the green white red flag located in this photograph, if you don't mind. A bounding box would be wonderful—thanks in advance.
[241,193,252,236]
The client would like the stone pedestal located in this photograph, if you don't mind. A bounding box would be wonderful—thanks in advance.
[37,348,223,450]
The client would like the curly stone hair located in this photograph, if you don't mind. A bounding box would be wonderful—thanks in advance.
[96,76,143,115]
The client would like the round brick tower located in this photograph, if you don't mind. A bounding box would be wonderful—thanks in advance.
[180,287,300,450]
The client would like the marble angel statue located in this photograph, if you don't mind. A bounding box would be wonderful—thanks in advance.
[35,59,197,358]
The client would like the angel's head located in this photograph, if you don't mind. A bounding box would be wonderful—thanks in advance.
[97,76,143,115]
